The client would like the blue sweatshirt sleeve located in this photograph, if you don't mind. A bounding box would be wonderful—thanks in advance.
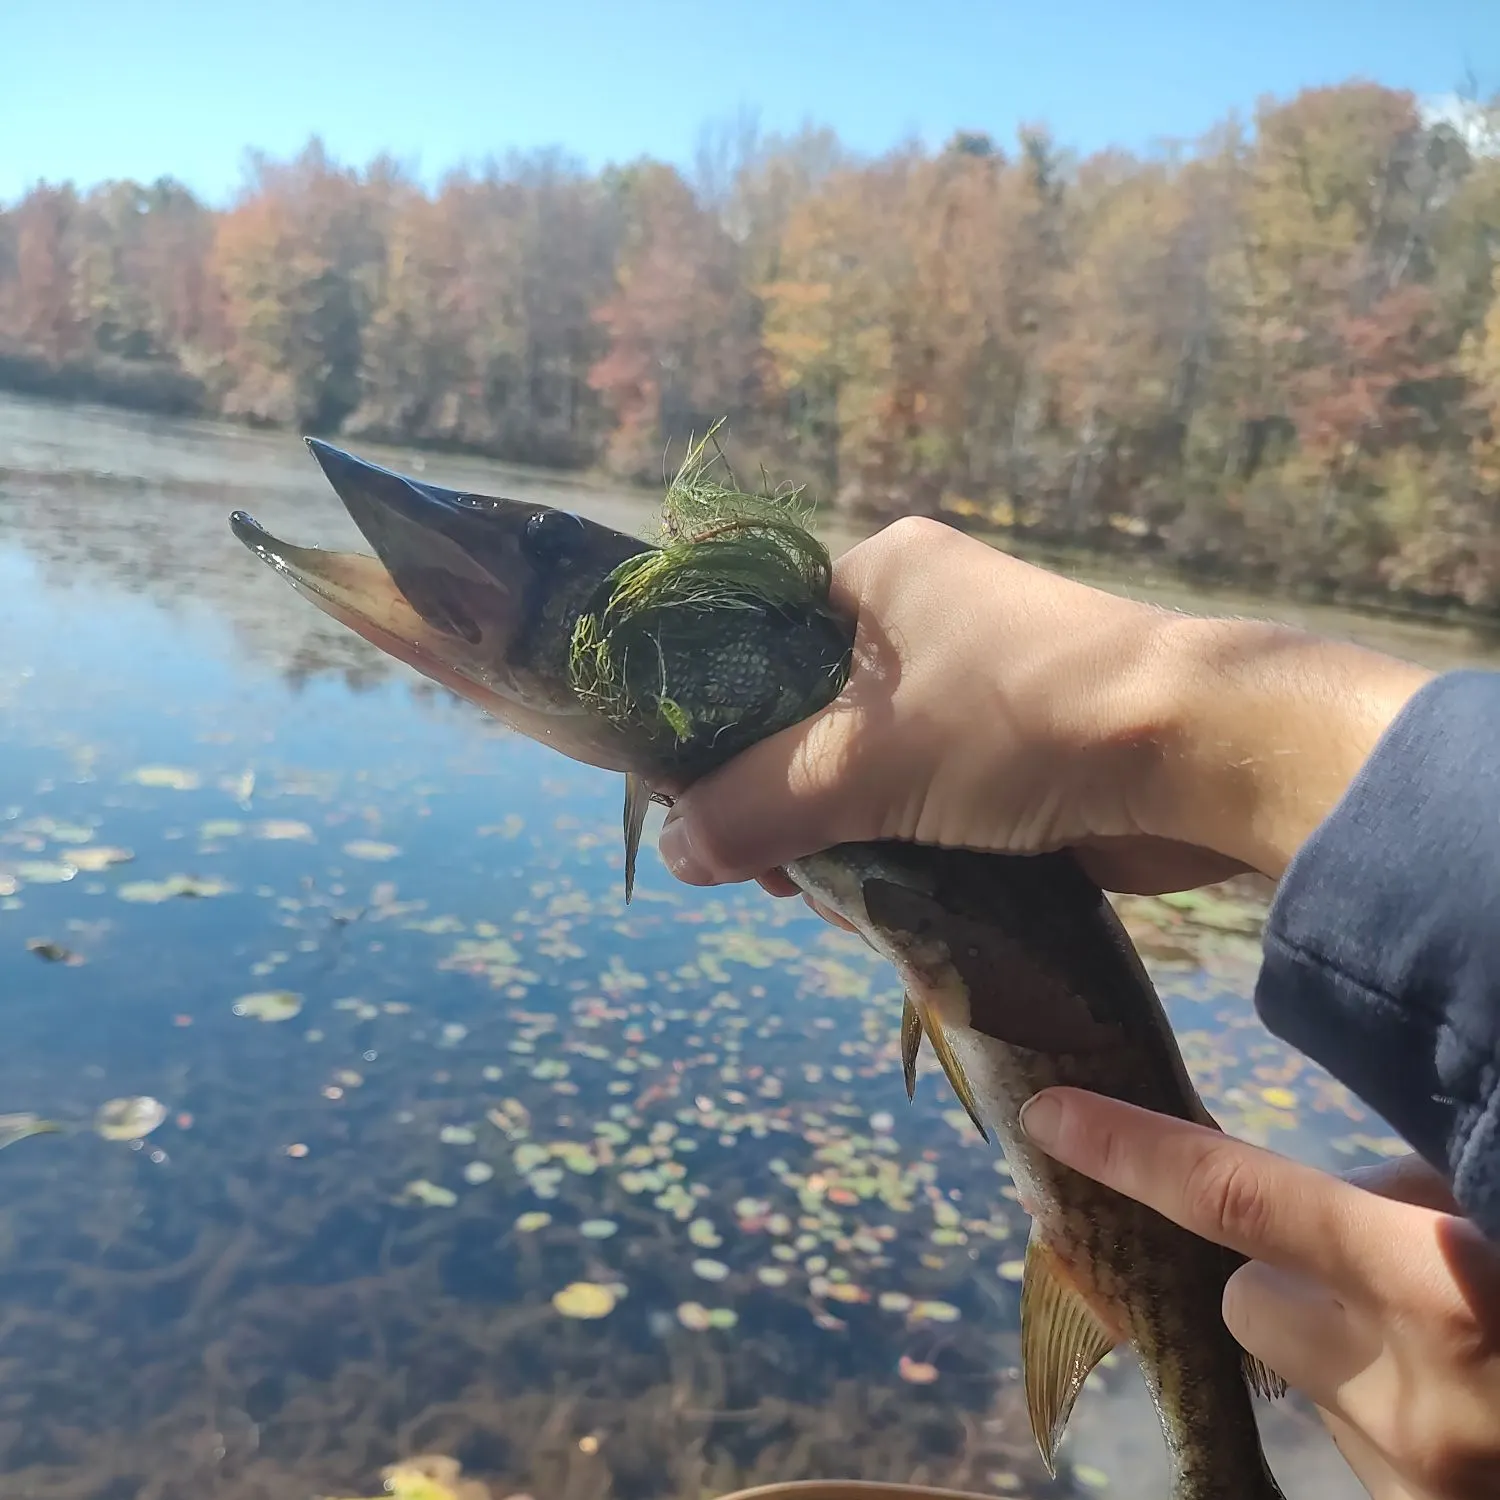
[1254,668,1500,1239]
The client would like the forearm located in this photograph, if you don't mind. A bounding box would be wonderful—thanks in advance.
[1129,615,1434,879]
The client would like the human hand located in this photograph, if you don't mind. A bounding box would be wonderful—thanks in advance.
[656,517,1431,898]
[1018,1087,1500,1500]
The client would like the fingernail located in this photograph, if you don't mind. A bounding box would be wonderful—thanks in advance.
[658,814,711,884]
[1019,1092,1063,1149]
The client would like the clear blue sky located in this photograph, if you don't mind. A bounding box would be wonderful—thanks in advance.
[4,0,1495,203]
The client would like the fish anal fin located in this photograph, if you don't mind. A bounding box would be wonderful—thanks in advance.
[622,774,651,904]
[900,995,922,1101]
[1021,1228,1121,1476]
[913,1000,989,1143]
[1242,1350,1287,1401]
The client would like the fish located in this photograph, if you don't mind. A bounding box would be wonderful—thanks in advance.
[230,436,1288,1500]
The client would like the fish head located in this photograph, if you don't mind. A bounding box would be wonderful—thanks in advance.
[231,439,657,774]
[231,439,854,895]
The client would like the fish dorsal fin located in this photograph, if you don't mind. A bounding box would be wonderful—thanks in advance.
[622,773,652,904]
[908,995,989,1143]
[1021,1227,1121,1475]
[900,995,923,1100]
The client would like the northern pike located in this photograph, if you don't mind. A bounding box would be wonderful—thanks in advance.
[230,436,1289,1500]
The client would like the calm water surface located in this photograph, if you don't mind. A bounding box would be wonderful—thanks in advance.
[2,395,1494,1500]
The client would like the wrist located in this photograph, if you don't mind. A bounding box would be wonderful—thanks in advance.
[1121,614,1434,880]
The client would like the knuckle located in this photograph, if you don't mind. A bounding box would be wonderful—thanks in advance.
[1184,1146,1275,1245]
[883,514,951,554]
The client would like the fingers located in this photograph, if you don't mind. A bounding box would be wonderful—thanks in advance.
[1344,1153,1461,1215]
[1018,1087,1399,1293]
[658,699,873,884]
[1221,1260,1371,1404]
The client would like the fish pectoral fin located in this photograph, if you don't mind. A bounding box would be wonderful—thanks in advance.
[1020,1228,1121,1476]
[912,999,989,1143]
[1242,1349,1287,1401]
[622,773,652,904]
[900,995,923,1100]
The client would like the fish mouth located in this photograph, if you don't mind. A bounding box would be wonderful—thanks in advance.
[230,439,648,769]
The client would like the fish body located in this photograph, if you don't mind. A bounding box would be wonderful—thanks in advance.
[793,842,1284,1499]
[230,437,1286,1499]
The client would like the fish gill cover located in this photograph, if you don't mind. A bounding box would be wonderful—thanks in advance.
[567,424,851,749]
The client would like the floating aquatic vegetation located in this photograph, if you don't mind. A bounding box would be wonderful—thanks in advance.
[117,873,229,902]
[675,1301,712,1331]
[69,845,133,871]
[343,840,400,861]
[402,1180,458,1208]
[440,936,537,988]
[898,1355,939,1385]
[126,765,200,790]
[552,1281,616,1319]
[439,1125,477,1145]
[688,1217,722,1248]
[232,990,303,1022]
[579,1218,619,1238]
[911,1299,961,1323]
[515,1211,552,1232]
[462,1161,494,1185]
[255,819,316,841]
[26,938,83,965]
[0,1113,63,1150]
[94,1096,167,1141]
[327,1453,491,1500]
[11,860,77,884]
[691,1258,729,1282]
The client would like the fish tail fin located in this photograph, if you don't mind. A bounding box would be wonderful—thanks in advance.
[1020,1227,1121,1475]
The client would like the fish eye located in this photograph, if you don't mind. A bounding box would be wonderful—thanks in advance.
[523,509,587,567]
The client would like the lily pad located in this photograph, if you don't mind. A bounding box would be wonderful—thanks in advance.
[127,765,200,790]
[552,1281,616,1319]
[255,819,315,841]
[515,1211,552,1232]
[403,1180,458,1208]
[233,991,303,1023]
[27,939,83,965]
[343,840,400,861]
[579,1219,619,1239]
[676,1301,712,1331]
[13,861,77,885]
[69,846,134,871]
[117,874,228,903]
[94,1096,167,1141]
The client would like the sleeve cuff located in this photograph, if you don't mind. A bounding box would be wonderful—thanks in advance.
[1253,669,1500,1238]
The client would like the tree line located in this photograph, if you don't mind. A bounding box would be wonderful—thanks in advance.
[3,82,1500,610]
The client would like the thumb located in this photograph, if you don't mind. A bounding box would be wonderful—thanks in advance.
[658,698,878,884]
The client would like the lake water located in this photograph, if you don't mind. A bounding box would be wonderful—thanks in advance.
[1,394,1493,1500]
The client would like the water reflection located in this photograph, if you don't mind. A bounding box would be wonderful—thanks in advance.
[3,395,1482,1500]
